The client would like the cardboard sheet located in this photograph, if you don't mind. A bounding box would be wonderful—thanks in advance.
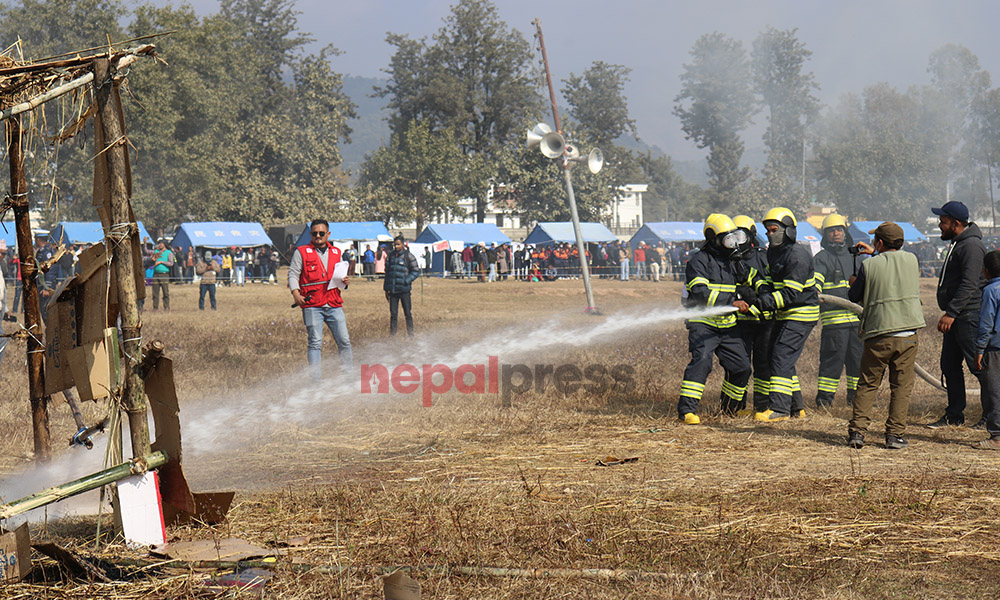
[152,539,276,563]
[147,356,196,515]
[0,523,31,582]
[66,336,111,402]
[44,298,76,395]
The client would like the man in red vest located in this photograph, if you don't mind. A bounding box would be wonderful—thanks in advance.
[288,219,353,375]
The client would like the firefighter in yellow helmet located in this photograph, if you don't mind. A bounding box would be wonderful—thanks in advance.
[813,214,863,407]
[678,214,754,424]
[752,207,820,422]
[731,215,772,414]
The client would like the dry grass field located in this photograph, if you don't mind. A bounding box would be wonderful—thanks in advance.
[1,272,1000,599]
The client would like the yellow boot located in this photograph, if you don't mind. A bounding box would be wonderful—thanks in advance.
[754,409,789,422]
[681,413,701,425]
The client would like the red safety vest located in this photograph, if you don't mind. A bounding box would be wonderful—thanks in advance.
[297,244,343,308]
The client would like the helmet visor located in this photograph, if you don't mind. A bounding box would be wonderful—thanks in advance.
[720,229,749,250]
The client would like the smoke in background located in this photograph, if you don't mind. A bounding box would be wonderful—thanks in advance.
[0,304,732,522]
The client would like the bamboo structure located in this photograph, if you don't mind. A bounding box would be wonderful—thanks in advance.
[0,44,158,461]
[6,116,50,460]
[0,451,167,520]
[92,57,151,459]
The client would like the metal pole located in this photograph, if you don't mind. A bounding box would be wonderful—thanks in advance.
[7,116,51,461]
[563,166,598,311]
[533,18,599,313]
[988,160,995,235]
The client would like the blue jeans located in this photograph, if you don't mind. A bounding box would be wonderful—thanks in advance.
[199,283,216,310]
[303,305,353,374]
[620,259,629,281]
[464,261,473,278]
[235,264,245,286]
[488,263,497,282]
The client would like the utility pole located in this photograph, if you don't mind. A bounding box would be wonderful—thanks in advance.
[532,18,598,314]
[6,116,51,460]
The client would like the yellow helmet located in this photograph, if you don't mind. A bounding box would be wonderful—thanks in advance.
[821,213,847,231]
[762,207,797,227]
[704,213,738,239]
[732,215,756,232]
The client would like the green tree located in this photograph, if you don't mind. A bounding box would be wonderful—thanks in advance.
[674,32,755,210]
[358,120,462,231]
[751,26,819,205]
[376,0,543,221]
[0,0,126,222]
[562,61,637,147]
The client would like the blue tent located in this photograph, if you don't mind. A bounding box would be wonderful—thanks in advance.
[293,221,390,248]
[172,222,274,250]
[0,223,15,249]
[523,222,618,245]
[414,224,512,275]
[414,223,511,246]
[630,221,771,248]
[629,222,703,248]
[795,221,822,243]
[50,221,152,245]
[848,220,927,243]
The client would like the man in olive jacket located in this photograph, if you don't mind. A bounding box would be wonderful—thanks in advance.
[847,222,925,450]
[384,234,420,337]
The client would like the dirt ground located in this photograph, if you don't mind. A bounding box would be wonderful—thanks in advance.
[1,273,1000,599]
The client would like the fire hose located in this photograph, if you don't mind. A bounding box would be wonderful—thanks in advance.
[817,293,973,395]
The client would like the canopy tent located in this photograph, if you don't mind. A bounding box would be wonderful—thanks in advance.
[794,221,822,243]
[0,224,16,249]
[523,222,618,245]
[50,221,152,246]
[848,221,928,243]
[293,221,391,248]
[414,223,511,246]
[414,224,511,275]
[172,222,274,251]
[629,221,771,248]
[629,222,703,248]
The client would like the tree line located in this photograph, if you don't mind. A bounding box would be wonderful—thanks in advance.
[1,0,998,233]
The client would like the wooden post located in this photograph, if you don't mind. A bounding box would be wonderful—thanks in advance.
[6,116,51,461]
[92,58,150,459]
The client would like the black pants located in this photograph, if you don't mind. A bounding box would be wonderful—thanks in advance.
[678,323,750,416]
[388,292,414,337]
[816,325,863,406]
[768,319,815,415]
[738,319,772,412]
[941,311,984,423]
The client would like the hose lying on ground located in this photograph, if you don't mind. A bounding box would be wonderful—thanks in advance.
[817,293,974,394]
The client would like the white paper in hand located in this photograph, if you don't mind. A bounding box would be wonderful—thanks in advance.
[328,261,350,290]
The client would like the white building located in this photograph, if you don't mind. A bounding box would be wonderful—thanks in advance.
[396,183,645,234]
[607,184,645,230]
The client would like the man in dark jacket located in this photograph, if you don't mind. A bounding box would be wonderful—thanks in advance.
[928,201,987,428]
[384,234,420,337]
[813,214,864,407]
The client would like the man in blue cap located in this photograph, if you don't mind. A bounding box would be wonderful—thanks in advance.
[928,200,987,428]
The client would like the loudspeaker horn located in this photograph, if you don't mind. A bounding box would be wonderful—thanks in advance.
[587,148,604,174]
[539,131,566,158]
[525,122,553,148]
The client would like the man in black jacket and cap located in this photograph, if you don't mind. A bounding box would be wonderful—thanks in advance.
[928,200,987,428]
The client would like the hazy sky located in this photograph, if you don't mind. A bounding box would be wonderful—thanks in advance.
[155,0,1000,160]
